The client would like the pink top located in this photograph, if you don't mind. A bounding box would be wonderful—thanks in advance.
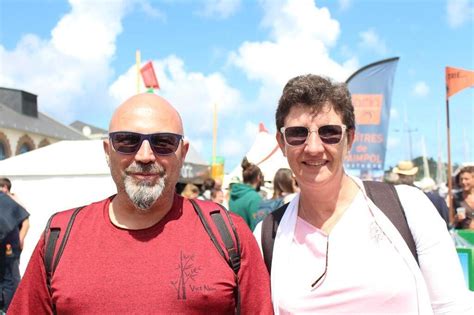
[278,192,418,314]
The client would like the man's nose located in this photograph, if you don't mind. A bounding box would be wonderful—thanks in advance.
[135,140,156,163]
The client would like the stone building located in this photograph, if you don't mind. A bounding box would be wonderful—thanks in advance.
[0,87,87,160]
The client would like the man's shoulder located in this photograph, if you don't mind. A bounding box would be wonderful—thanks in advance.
[52,196,113,221]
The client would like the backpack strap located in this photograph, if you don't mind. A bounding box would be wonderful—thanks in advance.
[189,199,241,315]
[261,203,289,274]
[43,207,84,295]
[363,181,418,264]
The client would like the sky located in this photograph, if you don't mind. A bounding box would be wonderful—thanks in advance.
[0,0,473,173]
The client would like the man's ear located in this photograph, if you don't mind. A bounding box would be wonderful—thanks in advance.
[180,139,190,163]
[276,132,287,157]
[103,139,111,167]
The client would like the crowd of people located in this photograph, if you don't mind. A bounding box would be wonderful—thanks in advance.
[1,74,473,314]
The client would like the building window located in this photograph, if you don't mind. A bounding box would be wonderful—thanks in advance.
[38,139,51,148]
[16,134,36,155]
[0,132,12,160]
[19,143,32,154]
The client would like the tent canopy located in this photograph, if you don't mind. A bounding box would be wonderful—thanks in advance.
[226,123,289,186]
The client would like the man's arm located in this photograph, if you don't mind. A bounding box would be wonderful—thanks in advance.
[8,235,54,314]
[19,217,30,250]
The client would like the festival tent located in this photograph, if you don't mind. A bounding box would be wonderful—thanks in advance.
[226,123,289,188]
[0,139,208,273]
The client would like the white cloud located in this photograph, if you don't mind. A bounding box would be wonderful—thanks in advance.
[108,55,242,136]
[229,0,356,111]
[447,0,474,28]
[413,81,430,97]
[196,0,241,19]
[0,0,137,121]
[138,0,166,21]
[358,29,388,55]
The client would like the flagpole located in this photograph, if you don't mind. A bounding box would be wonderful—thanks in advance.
[445,94,454,224]
[136,50,141,94]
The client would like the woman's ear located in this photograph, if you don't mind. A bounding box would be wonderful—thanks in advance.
[347,128,355,152]
[276,132,287,157]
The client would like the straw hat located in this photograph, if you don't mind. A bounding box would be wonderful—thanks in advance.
[393,160,418,176]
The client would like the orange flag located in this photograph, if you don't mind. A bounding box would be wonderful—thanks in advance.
[446,66,474,99]
[140,61,160,89]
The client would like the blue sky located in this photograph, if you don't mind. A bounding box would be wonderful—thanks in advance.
[0,0,473,173]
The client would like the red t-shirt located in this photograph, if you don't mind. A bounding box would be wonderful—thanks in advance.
[9,194,273,314]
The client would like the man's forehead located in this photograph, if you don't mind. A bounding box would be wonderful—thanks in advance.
[121,105,159,117]
[109,99,183,133]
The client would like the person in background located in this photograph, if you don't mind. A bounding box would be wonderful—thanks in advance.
[198,177,215,200]
[9,93,272,314]
[214,178,223,191]
[392,161,450,229]
[254,74,472,314]
[0,178,29,313]
[210,189,224,204]
[453,165,474,229]
[272,168,299,204]
[254,168,300,230]
[229,157,264,230]
[0,179,29,251]
[180,183,200,199]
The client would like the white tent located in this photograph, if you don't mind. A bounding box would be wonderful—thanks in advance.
[0,139,208,273]
[226,123,289,187]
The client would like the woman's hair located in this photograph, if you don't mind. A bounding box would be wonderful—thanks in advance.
[202,178,215,191]
[275,74,355,132]
[456,165,474,186]
[241,157,262,184]
[272,168,296,199]
[459,166,474,177]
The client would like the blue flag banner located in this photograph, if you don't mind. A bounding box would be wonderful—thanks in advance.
[344,57,399,171]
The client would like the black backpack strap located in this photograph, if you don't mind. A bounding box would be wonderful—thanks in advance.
[363,181,418,264]
[261,203,289,274]
[44,207,84,295]
[189,199,241,315]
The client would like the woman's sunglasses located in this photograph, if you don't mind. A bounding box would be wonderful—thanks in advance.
[109,131,183,156]
[280,125,347,146]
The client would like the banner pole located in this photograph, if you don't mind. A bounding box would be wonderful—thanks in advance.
[446,96,454,224]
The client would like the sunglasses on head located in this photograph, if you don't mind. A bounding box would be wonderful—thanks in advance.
[280,125,347,146]
[109,131,183,156]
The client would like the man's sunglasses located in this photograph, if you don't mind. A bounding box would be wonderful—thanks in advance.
[280,125,347,146]
[109,131,183,156]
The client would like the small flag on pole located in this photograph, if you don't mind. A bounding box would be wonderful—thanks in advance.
[446,66,474,99]
[140,61,160,90]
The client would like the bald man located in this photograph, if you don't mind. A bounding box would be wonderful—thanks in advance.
[9,94,272,314]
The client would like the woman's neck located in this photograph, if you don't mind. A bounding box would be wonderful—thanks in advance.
[298,175,359,232]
